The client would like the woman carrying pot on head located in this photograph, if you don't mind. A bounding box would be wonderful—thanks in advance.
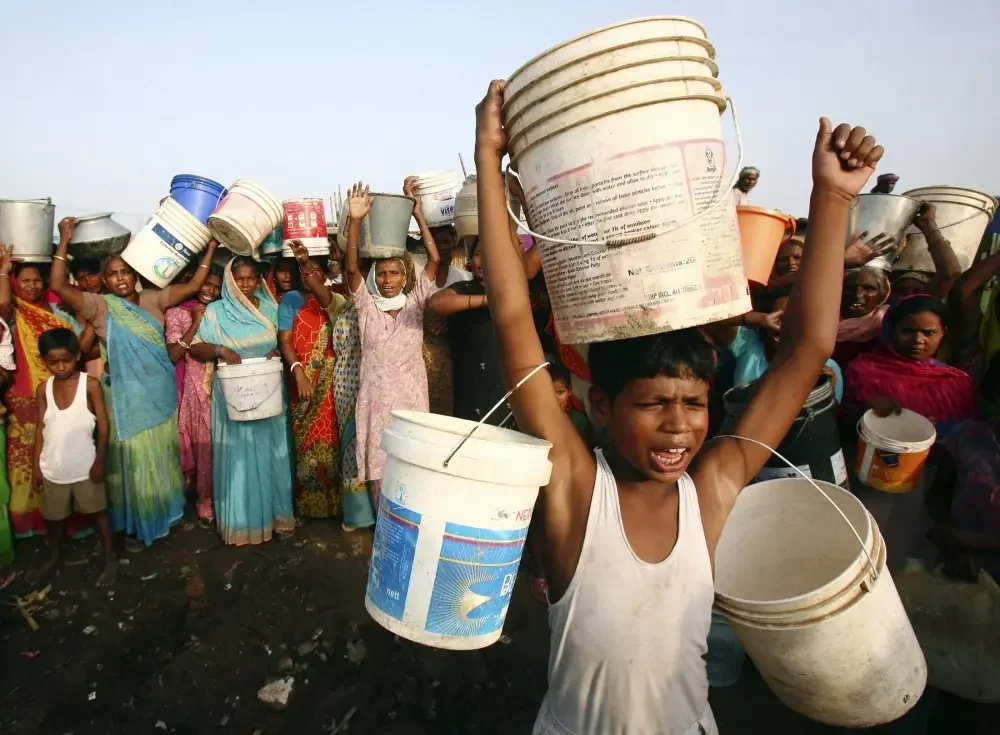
[50,222,218,550]
[188,256,295,545]
[342,181,441,511]
[165,265,224,528]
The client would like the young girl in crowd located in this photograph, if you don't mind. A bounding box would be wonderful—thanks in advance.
[190,257,294,545]
[474,78,883,733]
[165,265,224,527]
[50,221,218,550]
[341,182,441,510]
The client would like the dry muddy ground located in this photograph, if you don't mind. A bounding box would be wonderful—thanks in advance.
[1,515,993,734]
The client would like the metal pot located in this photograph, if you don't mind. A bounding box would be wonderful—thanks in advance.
[847,194,921,265]
[0,198,56,262]
[68,212,131,260]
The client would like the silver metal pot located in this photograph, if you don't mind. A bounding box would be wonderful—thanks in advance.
[847,194,921,266]
[0,198,56,261]
[68,212,131,260]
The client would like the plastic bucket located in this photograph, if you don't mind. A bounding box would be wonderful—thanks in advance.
[169,175,227,225]
[121,197,211,287]
[501,16,750,344]
[208,179,283,256]
[260,226,283,257]
[338,194,415,260]
[454,175,478,240]
[413,170,462,227]
[714,478,926,727]
[854,409,936,494]
[280,198,327,256]
[365,410,553,650]
[896,186,998,272]
[736,205,795,284]
[723,375,846,486]
[216,357,284,421]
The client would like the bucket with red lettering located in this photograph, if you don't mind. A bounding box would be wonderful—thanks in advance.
[281,198,328,256]
[365,411,552,650]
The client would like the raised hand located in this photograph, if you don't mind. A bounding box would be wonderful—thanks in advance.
[475,80,508,159]
[812,118,884,203]
[845,231,896,267]
[347,182,373,221]
[403,176,419,201]
[913,202,938,235]
[58,217,78,244]
[289,239,310,264]
[0,244,14,276]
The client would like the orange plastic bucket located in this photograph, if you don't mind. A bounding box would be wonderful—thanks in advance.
[736,206,795,285]
[854,409,936,494]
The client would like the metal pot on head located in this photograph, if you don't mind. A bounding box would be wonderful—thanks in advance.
[68,212,131,260]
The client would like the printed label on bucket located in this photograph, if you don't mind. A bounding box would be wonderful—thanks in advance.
[424,523,528,637]
[152,222,198,262]
[367,497,421,621]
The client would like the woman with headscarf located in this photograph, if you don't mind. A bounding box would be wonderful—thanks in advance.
[832,265,891,371]
[50,224,218,550]
[844,295,977,432]
[165,265,224,528]
[189,256,294,545]
[342,182,441,510]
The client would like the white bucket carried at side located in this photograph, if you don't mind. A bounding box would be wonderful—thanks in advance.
[896,186,998,272]
[208,179,283,256]
[280,198,328,256]
[502,16,750,344]
[413,170,462,227]
[216,357,284,421]
[855,409,936,494]
[122,197,212,287]
[714,478,926,727]
[365,410,552,650]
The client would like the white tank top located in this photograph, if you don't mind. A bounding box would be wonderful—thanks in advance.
[533,449,718,735]
[39,375,96,484]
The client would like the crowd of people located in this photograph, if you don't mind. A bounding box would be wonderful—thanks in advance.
[0,76,997,733]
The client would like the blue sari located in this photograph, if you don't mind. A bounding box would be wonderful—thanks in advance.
[196,262,294,545]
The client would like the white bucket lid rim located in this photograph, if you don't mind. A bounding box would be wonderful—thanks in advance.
[859,409,936,451]
[160,199,211,239]
[228,179,283,221]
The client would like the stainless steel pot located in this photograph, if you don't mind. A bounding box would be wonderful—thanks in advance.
[68,212,131,260]
[0,198,56,261]
[847,194,921,266]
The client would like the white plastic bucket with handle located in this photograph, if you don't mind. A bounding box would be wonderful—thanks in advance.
[413,170,462,226]
[714,478,926,727]
[121,196,211,287]
[216,357,284,421]
[855,409,936,494]
[208,179,283,256]
[895,186,998,272]
[365,410,553,650]
[502,16,750,344]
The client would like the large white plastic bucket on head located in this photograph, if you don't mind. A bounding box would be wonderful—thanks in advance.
[413,170,462,227]
[121,197,211,287]
[714,478,926,727]
[280,198,327,256]
[365,410,553,650]
[896,186,998,272]
[208,179,283,256]
[502,16,750,344]
[216,357,284,421]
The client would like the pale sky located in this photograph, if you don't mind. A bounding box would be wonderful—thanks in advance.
[2,0,997,235]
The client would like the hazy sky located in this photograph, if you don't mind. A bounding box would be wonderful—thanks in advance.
[2,0,997,234]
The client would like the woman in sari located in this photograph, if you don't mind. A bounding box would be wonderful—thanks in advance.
[50,226,218,549]
[165,265,223,527]
[281,243,344,519]
[0,237,90,538]
[190,256,294,545]
[844,295,978,432]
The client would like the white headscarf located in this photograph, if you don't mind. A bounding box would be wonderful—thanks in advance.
[366,259,407,312]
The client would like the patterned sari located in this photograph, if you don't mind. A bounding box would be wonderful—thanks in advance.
[6,295,91,538]
[290,295,341,517]
[196,263,294,545]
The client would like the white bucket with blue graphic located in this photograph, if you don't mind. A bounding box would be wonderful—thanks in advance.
[366,410,552,650]
[121,197,211,287]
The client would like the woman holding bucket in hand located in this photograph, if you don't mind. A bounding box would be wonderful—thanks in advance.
[188,256,294,545]
[475,79,885,733]
[50,225,218,550]
[343,182,441,513]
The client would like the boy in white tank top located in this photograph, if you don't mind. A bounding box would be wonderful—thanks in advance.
[473,79,886,733]
[29,327,115,587]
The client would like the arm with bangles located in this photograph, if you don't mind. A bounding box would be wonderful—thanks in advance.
[403,177,447,287]
[0,244,14,323]
[343,183,372,296]
[166,306,205,364]
[163,240,219,308]
[50,217,88,315]
[914,203,962,300]
[949,251,1000,368]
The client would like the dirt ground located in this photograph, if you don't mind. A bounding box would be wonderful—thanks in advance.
[1,514,994,734]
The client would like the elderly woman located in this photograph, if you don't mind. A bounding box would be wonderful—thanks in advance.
[342,182,440,510]
[832,265,891,370]
[844,295,977,431]
[189,256,294,545]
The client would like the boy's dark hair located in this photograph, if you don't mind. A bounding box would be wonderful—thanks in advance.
[209,263,225,280]
[588,329,717,401]
[38,328,79,356]
[70,257,102,278]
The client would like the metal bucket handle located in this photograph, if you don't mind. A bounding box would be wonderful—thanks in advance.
[504,95,745,249]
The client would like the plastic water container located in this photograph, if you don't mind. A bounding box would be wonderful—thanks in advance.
[855,409,936,494]
[454,175,478,240]
[365,411,553,650]
[736,206,796,285]
[280,198,327,256]
[259,226,283,257]
[714,478,926,727]
[208,179,283,256]
[897,186,998,272]
[413,170,462,226]
[169,175,227,225]
[502,16,751,344]
[216,357,284,421]
[121,197,211,287]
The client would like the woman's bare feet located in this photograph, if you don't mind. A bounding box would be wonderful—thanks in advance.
[96,555,118,587]
[27,552,60,585]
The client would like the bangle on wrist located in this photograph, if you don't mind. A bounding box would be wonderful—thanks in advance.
[52,254,68,263]
[290,361,303,373]
[198,263,209,269]
[214,344,222,358]
[177,339,190,350]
